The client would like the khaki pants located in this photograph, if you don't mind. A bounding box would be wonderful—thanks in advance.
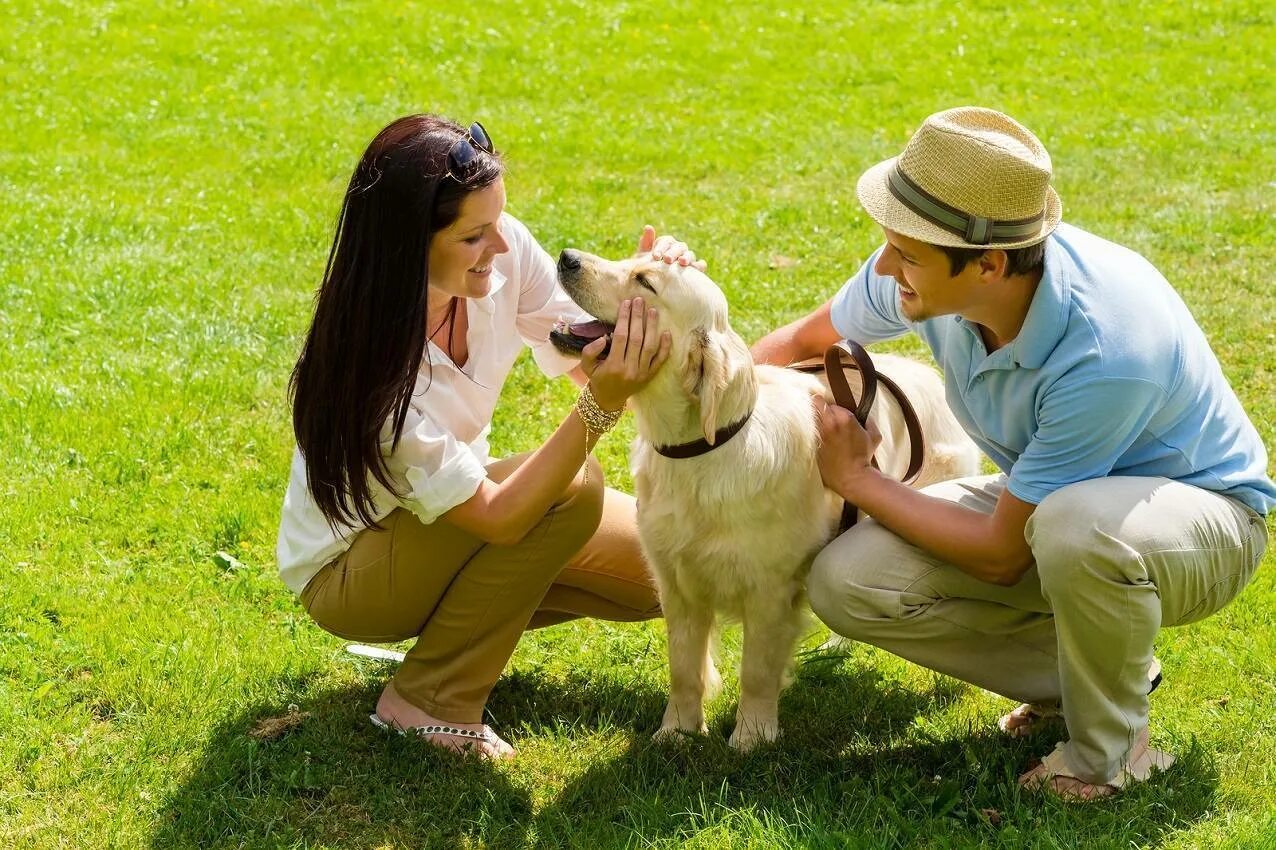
[300,454,660,723]
[808,475,1268,784]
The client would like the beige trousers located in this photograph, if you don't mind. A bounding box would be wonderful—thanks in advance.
[300,454,660,723]
[808,474,1268,784]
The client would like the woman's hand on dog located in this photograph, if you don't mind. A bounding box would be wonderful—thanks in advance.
[815,398,882,496]
[639,225,708,271]
[582,296,672,412]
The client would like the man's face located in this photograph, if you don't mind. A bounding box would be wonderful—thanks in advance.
[873,228,983,322]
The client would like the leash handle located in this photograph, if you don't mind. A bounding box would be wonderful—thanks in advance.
[792,341,928,532]
[823,341,878,425]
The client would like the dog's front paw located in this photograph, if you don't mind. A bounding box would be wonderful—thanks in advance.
[728,715,779,751]
[653,724,699,745]
[656,702,707,740]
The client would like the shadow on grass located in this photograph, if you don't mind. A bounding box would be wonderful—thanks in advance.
[149,654,1221,850]
[528,651,1223,849]
[148,674,536,849]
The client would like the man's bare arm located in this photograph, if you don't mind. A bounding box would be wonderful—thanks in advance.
[751,299,843,365]
[816,402,1035,584]
[835,466,1036,584]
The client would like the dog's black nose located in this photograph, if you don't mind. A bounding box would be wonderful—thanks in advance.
[558,249,581,273]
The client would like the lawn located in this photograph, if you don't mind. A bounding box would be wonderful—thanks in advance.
[2,0,1274,847]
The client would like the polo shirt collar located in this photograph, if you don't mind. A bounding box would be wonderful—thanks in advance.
[955,234,1070,372]
[1009,235,1071,369]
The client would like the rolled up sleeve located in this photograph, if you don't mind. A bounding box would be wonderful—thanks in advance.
[386,415,488,525]
[829,247,912,344]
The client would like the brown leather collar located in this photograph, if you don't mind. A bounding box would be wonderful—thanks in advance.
[653,410,753,459]
[790,341,927,531]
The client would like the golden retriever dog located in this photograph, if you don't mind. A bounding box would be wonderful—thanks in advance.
[551,249,980,750]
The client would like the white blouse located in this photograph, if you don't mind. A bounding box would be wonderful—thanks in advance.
[276,214,587,594]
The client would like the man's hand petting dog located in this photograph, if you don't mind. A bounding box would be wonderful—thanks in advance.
[580,296,672,412]
[815,397,883,498]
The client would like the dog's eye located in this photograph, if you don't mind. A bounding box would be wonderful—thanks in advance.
[633,273,657,294]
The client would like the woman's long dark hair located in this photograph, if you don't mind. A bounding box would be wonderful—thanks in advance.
[289,114,504,529]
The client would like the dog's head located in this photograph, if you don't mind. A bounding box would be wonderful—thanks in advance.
[551,249,754,443]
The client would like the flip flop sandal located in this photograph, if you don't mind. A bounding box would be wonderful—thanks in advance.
[999,657,1164,738]
[1019,736,1175,801]
[368,713,500,750]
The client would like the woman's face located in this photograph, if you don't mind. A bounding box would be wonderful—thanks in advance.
[427,177,510,300]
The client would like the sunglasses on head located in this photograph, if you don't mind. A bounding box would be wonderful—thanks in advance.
[447,122,494,182]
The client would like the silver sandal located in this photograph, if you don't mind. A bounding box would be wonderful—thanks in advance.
[368,713,498,746]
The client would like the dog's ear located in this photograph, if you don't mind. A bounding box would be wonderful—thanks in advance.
[681,327,733,443]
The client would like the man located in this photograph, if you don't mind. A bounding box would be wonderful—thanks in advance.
[752,107,1273,799]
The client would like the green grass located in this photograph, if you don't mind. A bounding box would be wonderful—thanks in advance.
[2,0,1274,847]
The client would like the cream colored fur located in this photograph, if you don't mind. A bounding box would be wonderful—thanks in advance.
[556,251,980,750]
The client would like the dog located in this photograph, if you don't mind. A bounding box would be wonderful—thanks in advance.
[551,248,980,750]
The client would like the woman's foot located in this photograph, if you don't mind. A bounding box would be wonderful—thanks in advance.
[373,682,515,759]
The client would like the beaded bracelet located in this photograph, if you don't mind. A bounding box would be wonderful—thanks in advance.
[575,384,622,485]
[576,383,623,437]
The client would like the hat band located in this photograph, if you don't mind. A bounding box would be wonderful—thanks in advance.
[887,166,1045,246]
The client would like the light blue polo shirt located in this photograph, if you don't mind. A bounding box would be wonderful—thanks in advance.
[830,222,1276,515]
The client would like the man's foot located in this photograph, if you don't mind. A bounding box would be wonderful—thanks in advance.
[1020,764,1119,801]
[1018,727,1175,801]
[999,656,1163,738]
[372,682,514,759]
[998,701,1061,738]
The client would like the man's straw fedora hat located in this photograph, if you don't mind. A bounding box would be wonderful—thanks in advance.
[856,107,1062,250]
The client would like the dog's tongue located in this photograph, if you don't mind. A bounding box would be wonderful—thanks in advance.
[565,320,610,340]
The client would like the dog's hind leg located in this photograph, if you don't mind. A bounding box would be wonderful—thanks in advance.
[655,589,715,740]
[703,632,723,699]
[730,593,804,751]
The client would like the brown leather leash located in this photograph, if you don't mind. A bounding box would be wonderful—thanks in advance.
[790,341,926,531]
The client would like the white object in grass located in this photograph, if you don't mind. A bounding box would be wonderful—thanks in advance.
[345,644,405,662]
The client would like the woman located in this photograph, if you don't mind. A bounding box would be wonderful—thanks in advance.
[278,114,698,758]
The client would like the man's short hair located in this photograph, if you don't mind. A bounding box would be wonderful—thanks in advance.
[937,240,1047,278]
